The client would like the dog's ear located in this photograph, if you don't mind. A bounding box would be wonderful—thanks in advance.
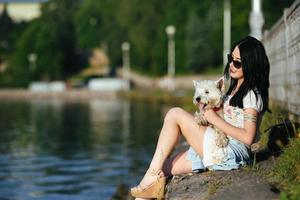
[193,80,198,87]
[215,77,225,93]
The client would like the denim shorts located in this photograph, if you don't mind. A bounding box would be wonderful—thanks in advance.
[186,127,250,171]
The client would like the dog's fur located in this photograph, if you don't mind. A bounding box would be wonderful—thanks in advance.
[193,78,229,148]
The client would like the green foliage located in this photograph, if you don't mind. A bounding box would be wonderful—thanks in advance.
[263,0,295,29]
[231,0,251,45]
[0,0,295,87]
[115,0,168,75]
[74,0,114,48]
[8,17,64,85]
[7,0,82,86]
[0,4,14,56]
[186,1,223,72]
[74,0,125,68]
[270,138,300,200]
[9,18,63,86]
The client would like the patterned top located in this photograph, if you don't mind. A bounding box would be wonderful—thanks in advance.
[187,90,263,169]
[223,90,263,144]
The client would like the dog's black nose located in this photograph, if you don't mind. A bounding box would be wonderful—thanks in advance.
[196,97,201,102]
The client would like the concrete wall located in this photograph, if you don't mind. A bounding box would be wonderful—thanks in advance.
[263,0,300,116]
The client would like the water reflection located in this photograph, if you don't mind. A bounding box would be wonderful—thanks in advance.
[0,99,168,200]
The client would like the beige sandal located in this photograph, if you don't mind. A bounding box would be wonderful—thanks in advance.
[130,169,166,199]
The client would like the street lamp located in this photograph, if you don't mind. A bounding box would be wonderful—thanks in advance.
[27,53,37,71]
[223,0,231,68]
[121,42,130,89]
[249,0,264,40]
[165,25,176,91]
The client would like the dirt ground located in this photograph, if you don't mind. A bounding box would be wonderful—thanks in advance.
[165,158,279,200]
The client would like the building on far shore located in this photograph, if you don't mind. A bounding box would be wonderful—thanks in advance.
[0,0,47,22]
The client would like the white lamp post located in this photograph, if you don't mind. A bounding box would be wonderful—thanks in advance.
[223,0,231,68]
[27,53,37,71]
[121,42,130,89]
[249,0,264,40]
[165,25,176,91]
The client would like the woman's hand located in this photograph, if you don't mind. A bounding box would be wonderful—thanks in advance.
[203,109,220,124]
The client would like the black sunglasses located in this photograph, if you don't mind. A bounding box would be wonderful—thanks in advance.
[227,54,242,69]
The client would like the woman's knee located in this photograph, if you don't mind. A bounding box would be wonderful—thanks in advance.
[165,107,184,122]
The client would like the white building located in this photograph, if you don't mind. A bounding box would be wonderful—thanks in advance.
[0,0,47,22]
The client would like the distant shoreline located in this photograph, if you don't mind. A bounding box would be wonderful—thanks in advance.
[0,89,118,101]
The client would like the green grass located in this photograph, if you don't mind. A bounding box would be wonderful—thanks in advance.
[260,102,299,200]
[254,104,300,200]
[269,138,300,200]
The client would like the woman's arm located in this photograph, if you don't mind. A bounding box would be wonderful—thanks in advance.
[203,108,258,146]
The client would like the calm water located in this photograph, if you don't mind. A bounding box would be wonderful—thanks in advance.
[0,98,170,200]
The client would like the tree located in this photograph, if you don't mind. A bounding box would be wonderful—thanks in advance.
[263,0,295,29]
[230,0,251,46]
[7,0,82,86]
[8,18,62,86]
[0,3,15,56]
[186,2,223,72]
[74,0,125,70]
[41,0,82,78]
[2,0,296,88]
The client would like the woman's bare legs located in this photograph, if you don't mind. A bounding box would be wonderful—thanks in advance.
[133,150,194,199]
[134,107,207,189]
[134,151,193,200]
[163,150,193,176]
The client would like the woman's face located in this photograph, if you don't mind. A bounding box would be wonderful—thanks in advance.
[229,46,244,80]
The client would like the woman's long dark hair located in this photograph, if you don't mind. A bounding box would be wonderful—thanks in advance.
[224,36,270,113]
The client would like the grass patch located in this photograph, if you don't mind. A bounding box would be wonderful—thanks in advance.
[269,138,300,200]
[207,179,226,195]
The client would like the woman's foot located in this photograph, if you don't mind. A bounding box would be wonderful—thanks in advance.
[131,168,166,199]
[136,169,165,189]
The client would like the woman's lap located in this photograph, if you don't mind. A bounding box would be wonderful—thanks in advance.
[163,109,250,175]
[187,126,250,171]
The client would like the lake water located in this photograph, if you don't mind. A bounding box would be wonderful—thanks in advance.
[0,99,171,200]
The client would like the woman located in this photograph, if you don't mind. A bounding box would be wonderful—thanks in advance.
[130,36,270,199]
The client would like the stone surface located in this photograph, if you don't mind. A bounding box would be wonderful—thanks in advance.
[165,155,279,200]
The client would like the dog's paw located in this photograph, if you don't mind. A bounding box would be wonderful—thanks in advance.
[215,133,229,148]
[194,112,208,126]
[200,120,209,126]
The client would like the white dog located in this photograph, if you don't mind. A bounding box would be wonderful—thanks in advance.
[193,78,229,148]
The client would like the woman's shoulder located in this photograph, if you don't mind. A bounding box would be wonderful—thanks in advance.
[242,89,263,112]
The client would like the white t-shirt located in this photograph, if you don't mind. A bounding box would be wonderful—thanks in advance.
[223,90,263,144]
